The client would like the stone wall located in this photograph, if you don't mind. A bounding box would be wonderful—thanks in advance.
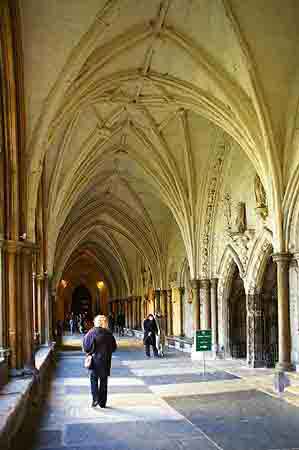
[0,347,54,450]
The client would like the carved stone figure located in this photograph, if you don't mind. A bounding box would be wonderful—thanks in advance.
[254,175,266,207]
[223,193,232,231]
[235,202,246,233]
[254,174,268,219]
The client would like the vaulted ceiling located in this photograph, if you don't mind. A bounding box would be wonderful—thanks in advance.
[21,0,299,294]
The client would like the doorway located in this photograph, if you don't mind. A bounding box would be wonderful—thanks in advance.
[71,285,92,318]
[228,266,247,359]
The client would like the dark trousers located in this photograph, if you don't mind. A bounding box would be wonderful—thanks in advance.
[145,335,158,357]
[90,371,108,406]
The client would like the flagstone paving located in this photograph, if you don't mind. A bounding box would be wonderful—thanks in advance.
[12,335,299,450]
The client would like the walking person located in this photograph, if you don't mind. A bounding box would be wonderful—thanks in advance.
[143,314,158,357]
[83,315,117,408]
[155,312,166,357]
[117,310,125,336]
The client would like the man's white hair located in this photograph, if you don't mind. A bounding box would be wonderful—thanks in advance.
[94,314,108,327]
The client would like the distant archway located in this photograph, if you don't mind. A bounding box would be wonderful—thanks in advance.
[71,285,92,317]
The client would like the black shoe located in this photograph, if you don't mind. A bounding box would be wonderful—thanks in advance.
[99,404,106,408]
[91,400,98,407]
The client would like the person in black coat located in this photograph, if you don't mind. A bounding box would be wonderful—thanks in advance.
[83,315,117,408]
[143,314,159,357]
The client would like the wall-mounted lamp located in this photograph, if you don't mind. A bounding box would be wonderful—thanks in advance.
[97,281,104,290]
[61,279,68,289]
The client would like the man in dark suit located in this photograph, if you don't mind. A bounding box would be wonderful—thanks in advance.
[83,315,117,408]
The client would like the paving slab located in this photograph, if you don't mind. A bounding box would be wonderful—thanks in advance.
[11,335,299,450]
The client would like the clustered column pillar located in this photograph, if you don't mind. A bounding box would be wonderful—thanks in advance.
[167,289,173,336]
[0,240,9,376]
[179,287,184,337]
[246,291,263,368]
[36,274,45,345]
[124,300,128,328]
[273,253,293,370]
[137,296,142,329]
[154,290,160,313]
[6,241,21,371]
[191,279,200,332]
[210,278,219,353]
[129,298,133,329]
[161,290,168,334]
[200,279,211,329]
[21,244,35,372]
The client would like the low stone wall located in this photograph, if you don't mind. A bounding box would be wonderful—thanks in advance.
[0,345,54,450]
[128,329,193,353]
[0,359,9,388]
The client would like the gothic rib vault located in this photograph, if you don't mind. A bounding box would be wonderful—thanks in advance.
[1,0,299,374]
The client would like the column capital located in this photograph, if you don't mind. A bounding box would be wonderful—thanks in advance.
[4,240,21,254]
[36,273,45,281]
[190,279,200,289]
[272,252,292,264]
[200,278,211,289]
[21,241,38,256]
[211,278,218,288]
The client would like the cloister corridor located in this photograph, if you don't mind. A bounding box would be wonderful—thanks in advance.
[2,1,299,448]
[10,334,299,450]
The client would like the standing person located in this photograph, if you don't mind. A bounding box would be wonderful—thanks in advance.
[69,316,74,335]
[108,313,115,333]
[83,315,117,408]
[119,311,125,336]
[155,312,166,357]
[143,314,158,357]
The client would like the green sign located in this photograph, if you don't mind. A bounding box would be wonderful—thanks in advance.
[196,329,212,351]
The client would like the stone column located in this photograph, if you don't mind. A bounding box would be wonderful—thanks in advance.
[167,289,173,335]
[36,274,45,345]
[51,290,56,341]
[6,241,21,371]
[137,296,142,330]
[128,299,132,329]
[124,300,128,328]
[130,299,134,328]
[246,291,264,368]
[21,244,35,372]
[44,274,51,345]
[134,297,138,328]
[161,290,168,334]
[0,240,9,375]
[191,279,200,332]
[154,290,161,313]
[179,287,185,337]
[211,278,219,353]
[200,279,211,329]
[273,253,293,370]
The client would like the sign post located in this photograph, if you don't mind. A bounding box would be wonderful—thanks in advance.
[194,329,212,373]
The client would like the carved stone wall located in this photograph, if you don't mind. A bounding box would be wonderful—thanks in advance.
[289,260,299,364]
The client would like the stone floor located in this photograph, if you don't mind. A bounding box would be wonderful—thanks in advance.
[13,334,299,450]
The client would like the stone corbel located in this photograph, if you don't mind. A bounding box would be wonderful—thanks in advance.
[292,252,299,272]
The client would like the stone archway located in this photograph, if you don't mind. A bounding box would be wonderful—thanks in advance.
[228,265,247,359]
[217,244,245,355]
[260,259,278,366]
[71,285,92,318]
